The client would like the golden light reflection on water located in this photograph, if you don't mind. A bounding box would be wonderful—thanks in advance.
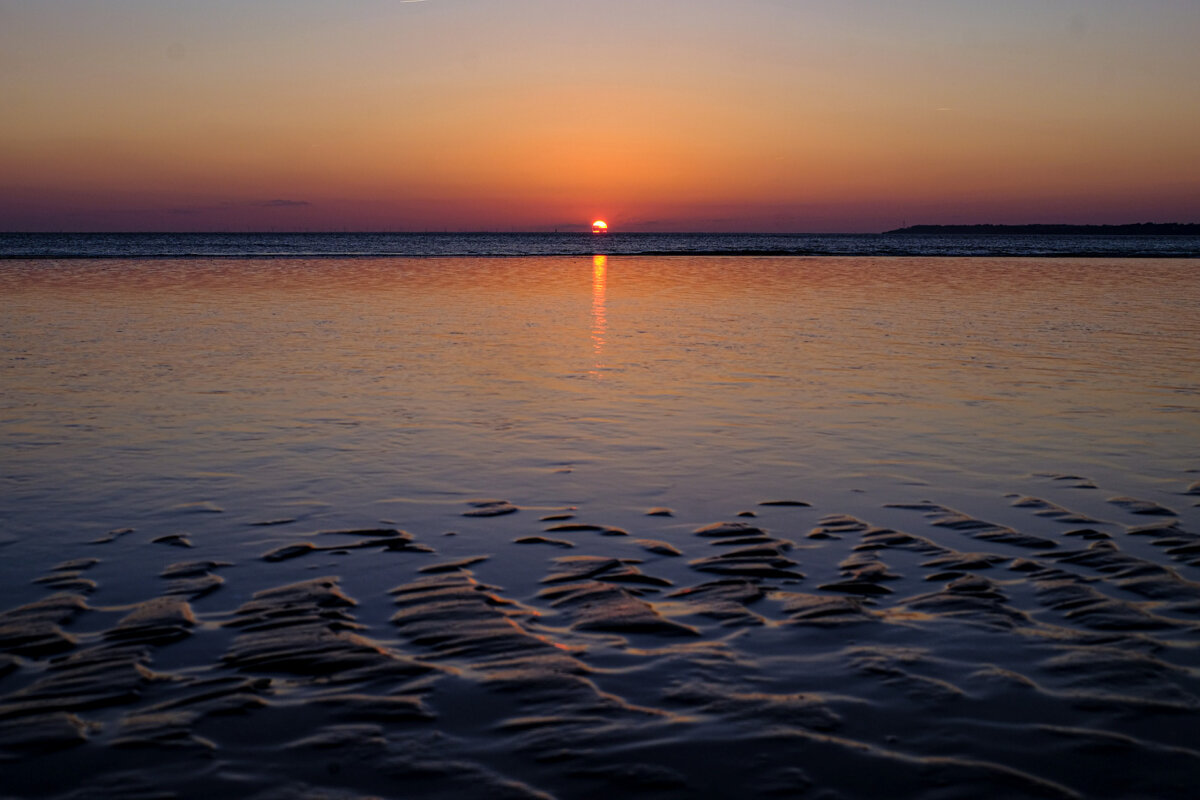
[591,254,607,374]
[3,255,1197,499]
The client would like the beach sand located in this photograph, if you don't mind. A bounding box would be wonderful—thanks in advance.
[2,484,1199,799]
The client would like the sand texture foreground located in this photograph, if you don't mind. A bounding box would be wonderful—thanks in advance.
[2,480,1199,799]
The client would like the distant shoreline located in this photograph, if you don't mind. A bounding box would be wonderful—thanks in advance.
[884,223,1200,235]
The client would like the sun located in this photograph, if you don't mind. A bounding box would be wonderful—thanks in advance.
[591,220,608,234]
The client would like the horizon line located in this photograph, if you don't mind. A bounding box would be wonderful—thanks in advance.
[5,222,1199,237]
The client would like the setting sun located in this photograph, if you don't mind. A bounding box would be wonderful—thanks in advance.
[591,220,608,234]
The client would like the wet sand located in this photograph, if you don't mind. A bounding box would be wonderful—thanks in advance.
[2,480,1199,799]
[2,256,1198,797]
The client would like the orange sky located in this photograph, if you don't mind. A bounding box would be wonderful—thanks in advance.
[2,0,1198,232]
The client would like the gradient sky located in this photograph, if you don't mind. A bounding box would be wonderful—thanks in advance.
[2,0,1198,232]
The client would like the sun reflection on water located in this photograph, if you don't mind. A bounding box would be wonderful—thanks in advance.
[591,254,607,374]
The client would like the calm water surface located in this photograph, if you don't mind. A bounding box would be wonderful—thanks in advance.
[5,231,1200,258]
[2,255,1197,584]
[4,255,1200,799]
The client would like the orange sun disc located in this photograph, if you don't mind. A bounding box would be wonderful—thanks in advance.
[591,220,608,233]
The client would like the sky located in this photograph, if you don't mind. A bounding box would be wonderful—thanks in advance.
[1,0,1198,233]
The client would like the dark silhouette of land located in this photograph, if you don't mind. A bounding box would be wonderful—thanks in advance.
[884,223,1200,235]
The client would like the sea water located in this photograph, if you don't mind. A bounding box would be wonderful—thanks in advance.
[1,251,1199,798]
[3,254,1196,558]
[3,230,1200,258]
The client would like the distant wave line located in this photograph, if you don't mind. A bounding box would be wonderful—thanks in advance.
[4,249,1199,260]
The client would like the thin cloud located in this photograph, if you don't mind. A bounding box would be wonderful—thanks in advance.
[254,199,311,208]
[168,199,312,214]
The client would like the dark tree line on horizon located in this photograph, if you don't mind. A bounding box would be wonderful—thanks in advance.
[885,223,1200,235]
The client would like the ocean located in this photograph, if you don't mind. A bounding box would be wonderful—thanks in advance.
[1,236,1198,798]
[3,230,1200,258]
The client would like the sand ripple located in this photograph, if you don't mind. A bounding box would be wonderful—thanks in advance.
[2,487,1199,798]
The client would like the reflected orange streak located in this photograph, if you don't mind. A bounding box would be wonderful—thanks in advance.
[591,255,607,373]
